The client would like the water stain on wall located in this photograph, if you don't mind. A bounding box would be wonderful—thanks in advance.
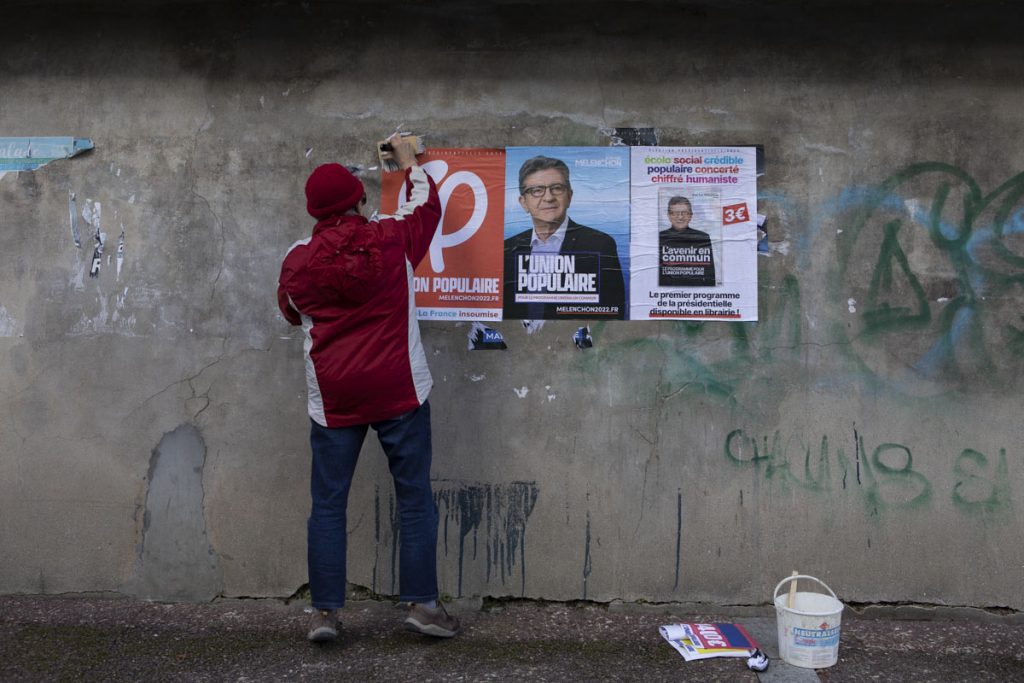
[371,480,540,597]
[434,480,540,597]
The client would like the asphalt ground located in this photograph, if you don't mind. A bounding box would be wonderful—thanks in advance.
[2,594,1024,682]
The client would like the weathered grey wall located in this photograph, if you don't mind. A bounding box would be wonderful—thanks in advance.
[2,1,1022,609]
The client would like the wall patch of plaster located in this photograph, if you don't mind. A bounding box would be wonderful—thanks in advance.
[122,424,223,601]
[0,306,22,337]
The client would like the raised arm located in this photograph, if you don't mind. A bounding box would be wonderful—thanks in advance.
[381,135,441,267]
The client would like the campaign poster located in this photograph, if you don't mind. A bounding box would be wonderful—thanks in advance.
[629,147,758,320]
[502,146,630,320]
[381,148,505,321]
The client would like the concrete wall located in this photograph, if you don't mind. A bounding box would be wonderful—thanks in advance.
[2,1,1022,609]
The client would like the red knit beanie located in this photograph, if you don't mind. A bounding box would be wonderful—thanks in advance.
[305,163,365,219]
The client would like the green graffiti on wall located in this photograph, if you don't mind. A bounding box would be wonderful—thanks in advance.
[836,163,1024,393]
[582,270,803,412]
[952,448,1011,514]
[726,428,1012,516]
[588,162,1023,404]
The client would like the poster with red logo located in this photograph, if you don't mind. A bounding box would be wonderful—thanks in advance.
[381,149,506,321]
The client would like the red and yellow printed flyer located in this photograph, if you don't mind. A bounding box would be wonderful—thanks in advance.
[382,148,506,321]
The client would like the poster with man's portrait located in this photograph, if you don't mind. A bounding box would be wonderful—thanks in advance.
[502,147,630,320]
[629,147,758,320]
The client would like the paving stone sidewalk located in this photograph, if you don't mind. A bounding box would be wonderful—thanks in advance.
[2,595,1023,681]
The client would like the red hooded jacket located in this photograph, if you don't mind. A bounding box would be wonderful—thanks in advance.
[278,167,441,427]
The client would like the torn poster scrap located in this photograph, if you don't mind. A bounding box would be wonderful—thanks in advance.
[116,228,125,278]
[0,137,93,172]
[467,322,507,350]
[573,325,593,350]
[600,127,659,147]
[659,622,760,662]
[521,319,544,335]
[88,202,105,278]
[69,191,81,248]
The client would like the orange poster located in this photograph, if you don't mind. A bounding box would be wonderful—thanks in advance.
[381,148,506,321]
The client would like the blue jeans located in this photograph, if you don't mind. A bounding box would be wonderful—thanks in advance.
[307,401,438,609]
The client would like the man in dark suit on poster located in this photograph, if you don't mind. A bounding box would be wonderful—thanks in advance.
[503,156,626,320]
[658,195,716,287]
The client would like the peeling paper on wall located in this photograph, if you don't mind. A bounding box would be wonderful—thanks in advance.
[522,319,545,335]
[68,191,81,248]
[573,326,593,350]
[599,127,659,147]
[0,137,93,173]
[467,321,507,350]
[116,227,126,278]
[86,201,105,278]
[757,213,769,254]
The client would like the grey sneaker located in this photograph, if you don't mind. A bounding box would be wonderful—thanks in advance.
[307,608,339,642]
[404,602,460,638]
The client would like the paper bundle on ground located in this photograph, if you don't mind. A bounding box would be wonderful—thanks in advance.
[659,622,760,661]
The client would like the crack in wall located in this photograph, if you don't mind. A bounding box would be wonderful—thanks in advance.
[185,130,228,310]
[122,351,227,423]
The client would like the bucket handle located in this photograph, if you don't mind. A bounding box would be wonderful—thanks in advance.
[774,574,838,602]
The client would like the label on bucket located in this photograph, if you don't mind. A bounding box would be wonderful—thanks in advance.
[793,625,841,648]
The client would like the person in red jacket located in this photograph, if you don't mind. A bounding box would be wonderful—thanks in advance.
[278,136,460,642]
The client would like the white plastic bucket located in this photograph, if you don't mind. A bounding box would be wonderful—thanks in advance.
[773,574,844,669]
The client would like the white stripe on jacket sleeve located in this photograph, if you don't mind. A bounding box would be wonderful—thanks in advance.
[405,259,432,404]
[378,166,432,220]
[299,309,327,427]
